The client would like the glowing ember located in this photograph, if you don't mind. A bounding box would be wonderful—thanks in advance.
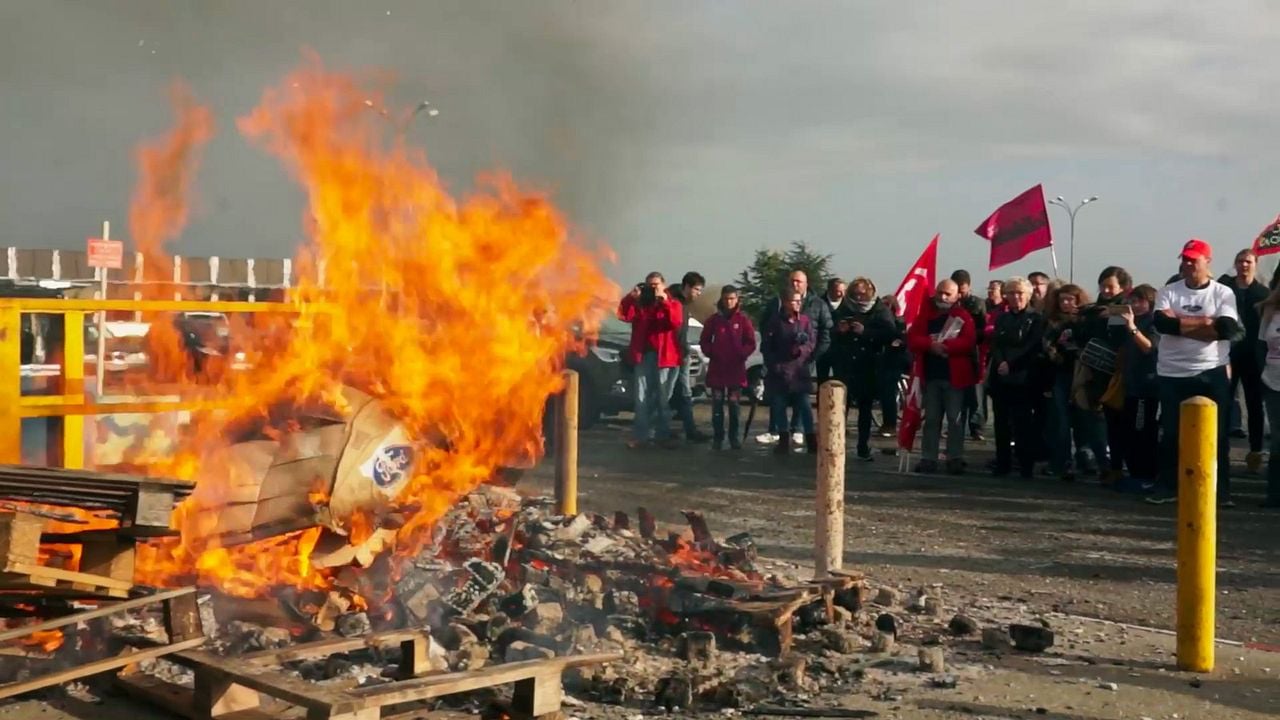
[19,630,64,654]
[126,57,616,603]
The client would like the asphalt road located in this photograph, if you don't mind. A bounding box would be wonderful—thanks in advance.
[527,405,1280,648]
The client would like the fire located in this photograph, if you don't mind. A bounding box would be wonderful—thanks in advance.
[19,630,64,654]
[126,83,216,382]
[127,58,616,602]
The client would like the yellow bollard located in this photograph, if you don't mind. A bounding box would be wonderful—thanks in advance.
[554,370,579,516]
[1176,395,1216,673]
[0,307,20,465]
[61,310,85,470]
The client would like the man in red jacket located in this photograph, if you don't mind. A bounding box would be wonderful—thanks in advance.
[907,279,978,475]
[618,272,684,448]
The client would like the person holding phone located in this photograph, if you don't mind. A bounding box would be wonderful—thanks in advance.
[1116,285,1159,492]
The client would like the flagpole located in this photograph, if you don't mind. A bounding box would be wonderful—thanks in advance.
[1049,245,1061,279]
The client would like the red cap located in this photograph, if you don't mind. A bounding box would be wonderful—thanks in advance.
[1179,238,1212,261]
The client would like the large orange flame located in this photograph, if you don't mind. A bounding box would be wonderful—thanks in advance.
[132,59,617,599]
[126,84,215,382]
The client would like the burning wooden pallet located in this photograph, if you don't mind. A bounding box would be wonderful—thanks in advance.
[0,586,204,700]
[119,629,621,720]
[0,465,192,532]
[0,466,190,599]
[0,511,137,598]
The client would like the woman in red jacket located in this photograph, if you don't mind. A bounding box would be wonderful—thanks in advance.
[906,279,978,474]
[699,285,758,449]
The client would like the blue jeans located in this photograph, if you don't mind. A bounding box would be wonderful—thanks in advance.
[669,356,698,438]
[1048,372,1108,474]
[633,352,678,442]
[770,390,814,436]
[1263,388,1280,504]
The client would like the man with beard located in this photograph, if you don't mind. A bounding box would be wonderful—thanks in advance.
[667,271,711,443]
[832,277,896,461]
[952,269,988,440]
[760,269,834,452]
[1029,271,1052,311]
[817,277,846,382]
[907,279,978,475]
[1219,249,1268,472]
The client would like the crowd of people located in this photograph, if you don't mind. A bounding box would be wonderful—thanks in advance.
[614,239,1280,510]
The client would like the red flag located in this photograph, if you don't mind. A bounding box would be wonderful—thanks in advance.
[1252,215,1280,257]
[897,373,923,453]
[891,235,938,454]
[975,184,1053,271]
[892,234,938,330]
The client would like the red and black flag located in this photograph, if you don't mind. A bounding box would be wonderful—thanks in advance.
[975,184,1054,271]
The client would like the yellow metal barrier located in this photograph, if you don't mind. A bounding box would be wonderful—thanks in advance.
[1176,396,1216,673]
[0,297,298,469]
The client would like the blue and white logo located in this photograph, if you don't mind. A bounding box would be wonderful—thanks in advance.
[371,444,415,489]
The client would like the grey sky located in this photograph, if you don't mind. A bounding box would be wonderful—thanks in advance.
[3,1,1280,292]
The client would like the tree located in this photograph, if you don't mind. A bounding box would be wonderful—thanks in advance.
[735,241,833,320]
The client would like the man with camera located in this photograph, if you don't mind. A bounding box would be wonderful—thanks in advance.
[618,272,685,449]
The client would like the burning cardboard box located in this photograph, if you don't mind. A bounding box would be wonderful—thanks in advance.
[195,385,444,547]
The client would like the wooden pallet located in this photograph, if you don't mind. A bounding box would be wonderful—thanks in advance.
[0,510,144,599]
[0,586,204,700]
[120,634,621,720]
[0,465,192,531]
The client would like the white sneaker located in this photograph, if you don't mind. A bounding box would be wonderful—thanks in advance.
[755,432,779,445]
[791,432,804,445]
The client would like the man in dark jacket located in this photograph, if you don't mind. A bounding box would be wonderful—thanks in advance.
[760,269,834,450]
[952,270,987,439]
[817,277,846,382]
[667,271,711,443]
[832,277,896,460]
[1219,249,1268,471]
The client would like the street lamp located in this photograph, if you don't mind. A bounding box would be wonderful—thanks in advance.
[363,99,440,141]
[1048,195,1099,282]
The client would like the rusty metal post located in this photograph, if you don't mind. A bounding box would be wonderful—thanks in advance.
[555,370,579,516]
[815,380,847,577]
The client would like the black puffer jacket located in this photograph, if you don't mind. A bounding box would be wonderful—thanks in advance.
[1218,273,1268,361]
[989,308,1045,390]
[830,297,896,392]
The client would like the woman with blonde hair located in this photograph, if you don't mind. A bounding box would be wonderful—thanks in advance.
[989,276,1044,477]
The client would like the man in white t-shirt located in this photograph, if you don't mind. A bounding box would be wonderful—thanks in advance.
[1149,239,1244,505]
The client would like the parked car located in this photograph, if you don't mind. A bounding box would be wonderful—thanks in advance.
[84,321,151,375]
[174,312,251,378]
[566,317,631,429]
